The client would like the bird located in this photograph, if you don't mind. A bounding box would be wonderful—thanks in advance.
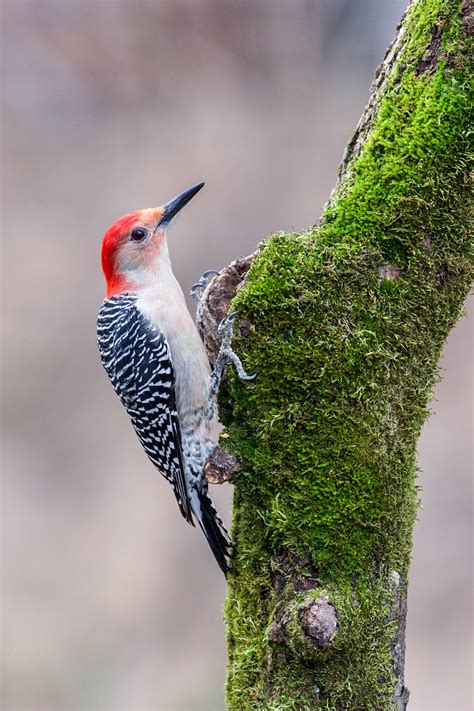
[97,182,254,575]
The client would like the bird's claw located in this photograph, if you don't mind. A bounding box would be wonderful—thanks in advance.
[218,310,239,334]
[206,310,256,420]
[190,269,220,303]
[239,371,257,381]
[217,311,256,382]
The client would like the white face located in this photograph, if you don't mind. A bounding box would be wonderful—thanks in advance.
[102,183,204,297]
[116,219,169,278]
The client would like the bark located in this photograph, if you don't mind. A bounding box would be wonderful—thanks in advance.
[199,1,473,708]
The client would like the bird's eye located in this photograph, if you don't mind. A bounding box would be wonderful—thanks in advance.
[130,228,148,242]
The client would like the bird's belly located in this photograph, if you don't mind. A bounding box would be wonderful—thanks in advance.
[159,311,212,427]
[172,343,210,425]
[136,280,214,433]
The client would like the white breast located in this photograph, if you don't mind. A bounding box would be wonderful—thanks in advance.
[135,256,212,430]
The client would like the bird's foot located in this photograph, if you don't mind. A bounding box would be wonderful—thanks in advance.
[206,312,256,422]
[190,269,220,304]
[216,312,256,383]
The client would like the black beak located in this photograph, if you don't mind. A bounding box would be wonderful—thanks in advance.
[158,182,205,228]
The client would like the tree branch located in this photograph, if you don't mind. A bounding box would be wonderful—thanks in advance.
[198,1,472,707]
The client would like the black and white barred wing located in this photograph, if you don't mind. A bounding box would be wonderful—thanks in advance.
[97,294,193,524]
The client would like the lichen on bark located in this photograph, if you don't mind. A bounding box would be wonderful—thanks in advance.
[200,1,473,708]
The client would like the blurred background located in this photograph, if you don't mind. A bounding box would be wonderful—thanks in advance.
[1,1,472,709]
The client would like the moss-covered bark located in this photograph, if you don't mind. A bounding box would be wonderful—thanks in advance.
[208,1,473,708]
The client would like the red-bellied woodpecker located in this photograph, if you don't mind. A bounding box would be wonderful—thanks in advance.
[97,182,254,575]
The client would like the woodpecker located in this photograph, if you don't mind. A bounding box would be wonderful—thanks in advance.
[97,182,253,575]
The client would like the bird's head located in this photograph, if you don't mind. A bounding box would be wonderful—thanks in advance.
[101,182,204,298]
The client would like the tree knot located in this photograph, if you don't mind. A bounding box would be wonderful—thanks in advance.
[267,591,338,658]
[299,594,338,649]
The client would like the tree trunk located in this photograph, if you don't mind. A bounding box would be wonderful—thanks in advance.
[199,1,473,708]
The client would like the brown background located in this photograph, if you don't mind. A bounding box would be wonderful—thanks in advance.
[1,1,472,710]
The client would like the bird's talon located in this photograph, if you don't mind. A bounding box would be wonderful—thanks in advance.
[190,269,220,302]
[218,310,240,334]
[242,372,257,381]
[218,316,230,333]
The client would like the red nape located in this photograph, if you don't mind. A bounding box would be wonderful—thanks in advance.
[106,273,134,298]
[101,211,139,289]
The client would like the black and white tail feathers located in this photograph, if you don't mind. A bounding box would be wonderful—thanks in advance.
[192,488,232,576]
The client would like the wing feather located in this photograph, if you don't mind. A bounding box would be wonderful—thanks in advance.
[97,294,194,524]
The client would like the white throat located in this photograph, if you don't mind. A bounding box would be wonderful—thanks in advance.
[134,241,212,427]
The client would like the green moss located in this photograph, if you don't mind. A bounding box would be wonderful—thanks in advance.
[264,581,399,709]
[224,1,473,708]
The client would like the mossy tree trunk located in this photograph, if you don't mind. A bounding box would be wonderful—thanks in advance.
[199,1,473,708]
